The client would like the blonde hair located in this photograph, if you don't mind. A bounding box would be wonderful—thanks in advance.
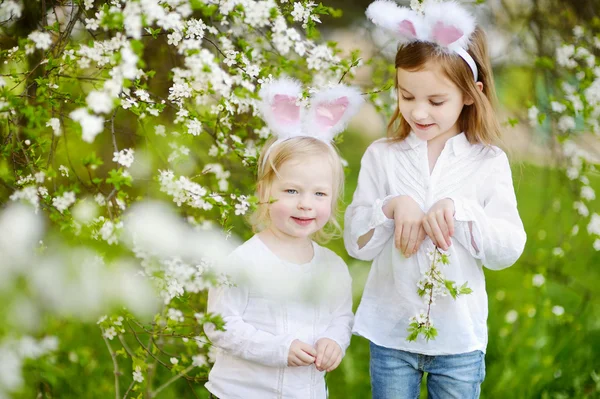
[249,137,344,243]
[387,26,502,146]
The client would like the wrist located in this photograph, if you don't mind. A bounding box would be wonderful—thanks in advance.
[382,195,401,219]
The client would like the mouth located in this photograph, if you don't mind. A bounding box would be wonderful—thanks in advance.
[414,122,435,130]
[291,216,315,226]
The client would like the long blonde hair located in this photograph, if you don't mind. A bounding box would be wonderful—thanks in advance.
[249,137,344,243]
[388,26,501,146]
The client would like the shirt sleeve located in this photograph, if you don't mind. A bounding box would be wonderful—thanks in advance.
[344,142,396,261]
[449,152,527,270]
[315,257,354,355]
[203,257,296,368]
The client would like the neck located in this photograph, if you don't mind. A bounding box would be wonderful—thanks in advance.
[259,229,314,265]
[428,127,460,150]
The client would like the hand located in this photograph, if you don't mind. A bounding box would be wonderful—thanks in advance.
[383,195,426,257]
[287,339,316,367]
[314,338,343,372]
[423,198,455,250]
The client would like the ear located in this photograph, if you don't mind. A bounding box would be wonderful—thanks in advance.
[366,0,423,43]
[258,78,303,139]
[424,1,476,50]
[464,82,483,105]
[304,85,364,141]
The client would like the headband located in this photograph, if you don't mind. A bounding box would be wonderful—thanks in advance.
[257,77,364,167]
[366,0,478,81]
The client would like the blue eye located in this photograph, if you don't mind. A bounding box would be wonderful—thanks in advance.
[316,192,327,197]
[285,189,298,194]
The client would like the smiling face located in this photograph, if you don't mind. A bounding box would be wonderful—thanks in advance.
[266,155,334,242]
[396,61,472,143]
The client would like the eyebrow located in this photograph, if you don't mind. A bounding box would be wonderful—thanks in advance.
[279,181,331,191]
[398,85,449,98]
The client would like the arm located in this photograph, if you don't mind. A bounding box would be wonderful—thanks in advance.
[450,153,527,270]
[204,281,296,368]
[344,143,396,261]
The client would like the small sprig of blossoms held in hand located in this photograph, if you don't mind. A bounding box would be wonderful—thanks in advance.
[407,248,473,342]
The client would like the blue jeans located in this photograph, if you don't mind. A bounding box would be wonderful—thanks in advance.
[369,342,485,399]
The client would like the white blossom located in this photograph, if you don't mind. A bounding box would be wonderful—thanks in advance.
[113,148,135,168]
[132,366,144,382]
[505,310,518,324]
[86,91,114,114]
[557,115,576,132]
[556,44,577,68]
[70,108,104,143]
[581,186,595,201]
[0,0,23,22]
[59,165,69,177]
[552,306,565,316]
[46,117,61,136]
[103,327,117,340]
[186,118,202,136]
[52,191,76,213]
[28,31,52,50]
[532,274,545,287]
[527,106,539,126]
[587,213,600,236]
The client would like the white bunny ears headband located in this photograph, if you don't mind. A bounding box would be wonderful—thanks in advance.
[366,0,478,81]
[257,78,363,167]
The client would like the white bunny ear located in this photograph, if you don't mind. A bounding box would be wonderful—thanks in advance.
[366,0,424,44]
[258,77,303,139]
[424,1,476,50]
[304,85,364,141]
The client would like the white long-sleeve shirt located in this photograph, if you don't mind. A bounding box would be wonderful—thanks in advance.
[205,235,354,399]
[344,132,526,355]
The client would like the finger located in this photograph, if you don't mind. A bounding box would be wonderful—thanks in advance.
[423,218,432,240]
[429,215,447,250]
[299,342,317,357]
[327,354,343,372]
[415,226,426,252]
[394,224,403,250]
[408,222,421,255]
[445,208,455,237]
[320,344,335,369]
[296,349,315,365]
[289,355,302,367]
[435,211,451,247]
[401,223,412,255]
[315,341,326,363]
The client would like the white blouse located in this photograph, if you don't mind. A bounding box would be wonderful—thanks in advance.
[204,235,354,399]
[344,132,526,355]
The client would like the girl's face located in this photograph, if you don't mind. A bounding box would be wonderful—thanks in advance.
[267,155,334,242]
[396,61,472,143]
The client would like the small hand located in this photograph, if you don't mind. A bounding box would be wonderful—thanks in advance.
[287,339,316,367]
[383,195,426,257]
[314,338,343,372]
[422,198,455,250]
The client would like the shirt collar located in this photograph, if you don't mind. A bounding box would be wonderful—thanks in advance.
[403,131,470,156]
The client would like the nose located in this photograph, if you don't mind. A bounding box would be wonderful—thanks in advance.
[297,193,313,210]
[411,104,428,121]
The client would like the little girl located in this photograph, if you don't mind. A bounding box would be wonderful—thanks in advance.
[204,78,362,399]
[345,1,527,398]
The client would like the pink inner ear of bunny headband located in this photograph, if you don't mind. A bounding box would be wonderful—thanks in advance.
[315,97,349,128]
[272,94,301,125]
[398,20,417,37]
[431,21,464,46]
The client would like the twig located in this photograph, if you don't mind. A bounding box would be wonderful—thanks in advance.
[151,365,195,398]
[103,335,121,399]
